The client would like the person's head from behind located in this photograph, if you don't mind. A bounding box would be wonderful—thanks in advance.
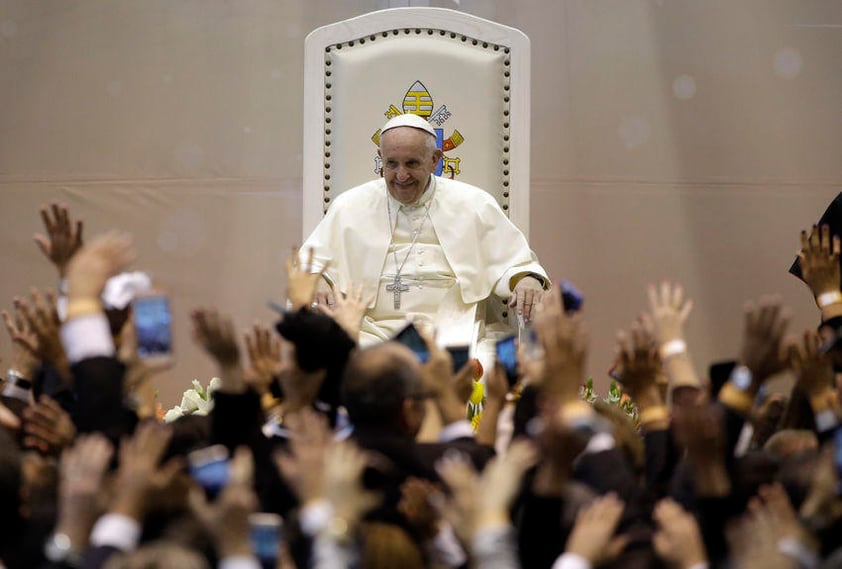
[378,114,442,205]
[360,522,425,569]
[763,429,818,461]
[342,342,427,436]
[103,541,209,569]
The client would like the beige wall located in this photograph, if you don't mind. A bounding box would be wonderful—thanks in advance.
[1,0,838,406]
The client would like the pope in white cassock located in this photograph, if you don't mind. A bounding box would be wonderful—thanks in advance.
[302,113,550,363]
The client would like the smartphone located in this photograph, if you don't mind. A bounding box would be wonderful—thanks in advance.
[496,335,519,386]
[446,345,470,373]
[249,513,283,569]
[133,292,173,363]
[187,445,229,498]
[393,322,430,363]
[560,280,584,313]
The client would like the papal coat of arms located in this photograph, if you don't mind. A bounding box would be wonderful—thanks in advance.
[371,81,465,178]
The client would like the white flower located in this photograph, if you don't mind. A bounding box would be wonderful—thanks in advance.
[180,389,204,413]
[163,377,218,422]
[206,377,221,400]
[191,379,206,399]
[163,406,184,423]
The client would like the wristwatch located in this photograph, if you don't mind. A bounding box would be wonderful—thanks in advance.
[729,365,753,391]
[44,533,84,567]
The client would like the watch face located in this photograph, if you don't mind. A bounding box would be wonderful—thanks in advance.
[731,366,752,391]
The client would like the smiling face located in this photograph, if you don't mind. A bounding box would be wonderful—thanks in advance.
[378,126,442,205]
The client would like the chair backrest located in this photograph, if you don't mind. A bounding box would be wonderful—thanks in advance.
[302,7,531,239]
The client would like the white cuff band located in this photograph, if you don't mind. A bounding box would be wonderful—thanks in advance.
[817,291,842,308]
[659,339,687,359]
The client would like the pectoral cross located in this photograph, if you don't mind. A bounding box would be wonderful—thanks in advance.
[386,274,409,309]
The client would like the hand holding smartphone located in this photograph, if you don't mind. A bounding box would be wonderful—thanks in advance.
[392,322,430,363]
[132,290,174,365]
[496,335,519,387]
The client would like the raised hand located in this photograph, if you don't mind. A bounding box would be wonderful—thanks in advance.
[652,498,707,569]
[531,287,588,405]
[786,330,836,411]
[65,232,135,303]
[740,296,791,387]
[2,299,39,379]
[53,434,114,552]
[110,421,178,521]
[799,224,841,300]
[274,408,333,503]
[274,337,326,413]
[190,446,258,559]
[16,288,72,384]
[322,441,381,526]
[191,308,242,390]
[244,322,284,394]
[399,478,442,540]
[33,203,84,278]
[564,493,627,565]
[647,281,693,345]
[418,327,474,425]
[23,395,76,455]
[320,283,373,341]
[436,439,538,544]
[286,246,329,310]
[614,320,661,406]
[673,403,730,496]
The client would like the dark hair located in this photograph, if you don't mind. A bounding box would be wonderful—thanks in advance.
[341,344,421,428]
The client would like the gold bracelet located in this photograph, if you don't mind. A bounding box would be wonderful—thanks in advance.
[65,298,103,320]
[809,389,839,413]
[718,383,754,414]
[639,406,670,426]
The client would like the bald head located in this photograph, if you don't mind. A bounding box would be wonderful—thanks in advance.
[341,343,425,430]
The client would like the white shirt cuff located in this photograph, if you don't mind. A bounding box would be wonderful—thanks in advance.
[552,553,592,569]
[815,410,840,433]
[90,513,142,552]
[61,313,115,364]
[219,556,262,569]
[299,499,334,537]
[582,432,615,455]
[438,420,474,442]
[425,522,467,567]
[778,537,818,568]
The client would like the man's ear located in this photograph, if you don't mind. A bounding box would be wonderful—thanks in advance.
[431,149,443,167]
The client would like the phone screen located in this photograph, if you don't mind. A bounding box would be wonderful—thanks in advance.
[393,323,430,363]
[446,345,470,373]
[249,513,283,569]
[496,335,518,386]
[188,445,229,498]
[133,295,173,359]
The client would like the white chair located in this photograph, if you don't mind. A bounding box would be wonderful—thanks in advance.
[302,6,532,348]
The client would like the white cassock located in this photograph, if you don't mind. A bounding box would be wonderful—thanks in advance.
[301,174,550,364]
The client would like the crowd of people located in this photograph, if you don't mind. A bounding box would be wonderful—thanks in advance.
[0,201,841,569]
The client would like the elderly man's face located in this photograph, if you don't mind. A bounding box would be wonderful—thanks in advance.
[379,127,442,205]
